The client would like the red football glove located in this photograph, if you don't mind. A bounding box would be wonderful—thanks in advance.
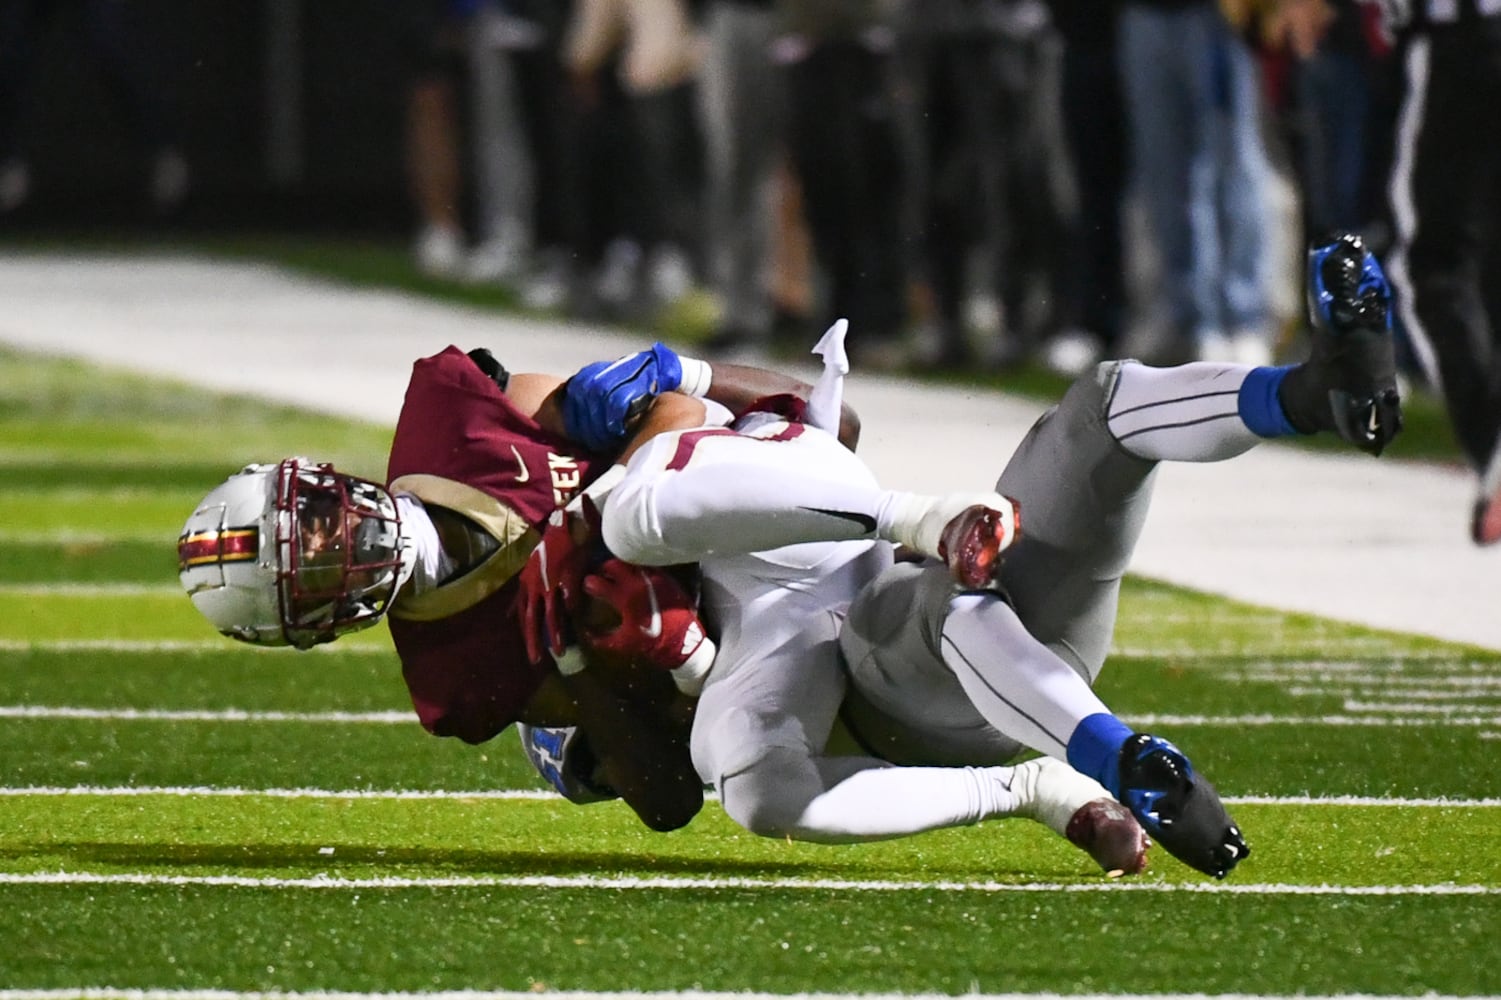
[517,499,602,664]
[579,559,713,676]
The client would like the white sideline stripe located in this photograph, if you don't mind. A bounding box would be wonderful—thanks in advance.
[0,871,1495,897]
[2,584,181,597]
[5,786,1501,808]
[0,640,387,654]
[1269,682,1501,698]
[0,530,163,543]
[1341,699,1500,714]
[7,705,1499,727]
[0,993,1487,1000]
[0,640,241,653]
[0,706,413,723]
[1128,713,1501,727]
[1113,646,1477,663]
[1225,794,1501,807]
[0,786,558,800]
[1267,674,1501,688]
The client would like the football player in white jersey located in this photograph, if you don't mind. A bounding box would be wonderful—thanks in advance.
[526,232,1398,880]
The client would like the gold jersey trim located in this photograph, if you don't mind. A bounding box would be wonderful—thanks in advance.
[387,473,539,622]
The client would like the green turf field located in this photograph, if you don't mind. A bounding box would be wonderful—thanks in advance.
[1,346,1498,998]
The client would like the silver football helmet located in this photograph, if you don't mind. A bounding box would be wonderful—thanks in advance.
[177,457,415,649]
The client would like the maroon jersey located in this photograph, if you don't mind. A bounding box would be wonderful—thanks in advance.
[384,346,604,744]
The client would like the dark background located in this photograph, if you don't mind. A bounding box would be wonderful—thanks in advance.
[8,0,416,234]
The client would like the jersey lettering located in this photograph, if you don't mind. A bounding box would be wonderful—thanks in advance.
[547,453,581,506]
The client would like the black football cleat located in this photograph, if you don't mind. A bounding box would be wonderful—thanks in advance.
[1117,733,1249,879]
[1305,233,1403,456]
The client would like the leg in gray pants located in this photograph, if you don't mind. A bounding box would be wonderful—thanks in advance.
[839,361,1156,764]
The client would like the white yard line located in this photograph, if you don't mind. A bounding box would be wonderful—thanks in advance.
[8,706,1499,727]
[0,530,165,544]
[2,984,1488,990]
[0,706,413,723]
[0,871,1494,896]
[0,786,557,800]
[1,992,1487,1000]
[0,640,387,654]
[1,584,184,597]
[1127,712,1501,727]
[3,786,1498,808]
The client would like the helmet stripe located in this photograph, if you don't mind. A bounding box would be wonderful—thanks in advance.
[177,528,258,569]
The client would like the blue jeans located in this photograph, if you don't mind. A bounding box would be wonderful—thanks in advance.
[1118,3,1273,344]
[1294,46,1373,235]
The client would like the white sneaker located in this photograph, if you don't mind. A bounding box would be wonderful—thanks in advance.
[520,251,574,311]
[466,224,528,284]
[646,243,695,306]
[414,224,466,279]
[595,238,642,309]
[1014,757,1149,877]
[1196,332,1235,363]
[1229,328,1273,366]
[1042,329,1104,377]
[149,148,190,211]
[1201,330,1273,366]
[0,159,30,213]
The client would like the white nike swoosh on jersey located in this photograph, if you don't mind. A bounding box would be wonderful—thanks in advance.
[511,445,530,483]
[639,571,662,639]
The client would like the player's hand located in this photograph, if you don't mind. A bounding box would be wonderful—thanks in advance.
[580,559,711,673]
[562,343,684,452]
[1262,0,1334,58]
[516,501,602,663]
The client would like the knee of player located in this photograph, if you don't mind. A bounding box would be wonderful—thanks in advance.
[718,763,814,839]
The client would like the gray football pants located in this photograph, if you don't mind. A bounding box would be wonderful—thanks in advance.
[838,360,1157,766]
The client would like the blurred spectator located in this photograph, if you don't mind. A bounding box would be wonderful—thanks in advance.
[696,0,786,355]
[1042,0,1130,375]
[403,1,474,278]
[0,0,188,216]
[1117,0,1277,365]
[767,157,818,338]
[900,0,1077,370]
[563,0,703,321]
[500,0,590,311]
[403,0,563,284]
[1375,0,1501,543]
[464,1,556,284]
[1264,0,1387,242]
[777,0,910,369]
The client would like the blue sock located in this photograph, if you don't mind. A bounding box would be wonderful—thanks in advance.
[1238,365,1302,438]
[1065,713,1135,799]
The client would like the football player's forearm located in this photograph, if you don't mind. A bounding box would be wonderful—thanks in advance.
[614,391,707,465]
[702,362,861,450]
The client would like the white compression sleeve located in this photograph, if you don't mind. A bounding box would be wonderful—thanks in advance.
[940,593,1114,760]
[1106,361,1263,462]
[719,748,1031,844]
